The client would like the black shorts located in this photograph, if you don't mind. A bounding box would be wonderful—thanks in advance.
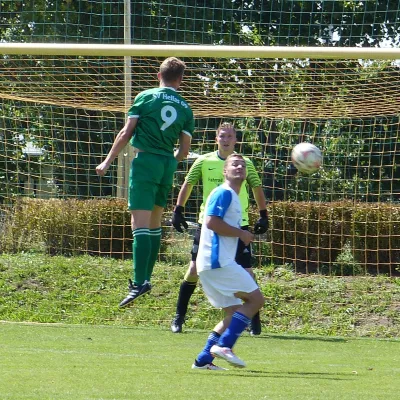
[191,226,252,269]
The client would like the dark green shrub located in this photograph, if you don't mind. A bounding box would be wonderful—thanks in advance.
[268,201,399,275]
[353,204,400,274]
[1,198,399,275]
[0,198,133,258]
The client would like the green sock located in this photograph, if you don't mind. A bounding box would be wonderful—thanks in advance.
[146,228,162,282]
[132,228,151,285]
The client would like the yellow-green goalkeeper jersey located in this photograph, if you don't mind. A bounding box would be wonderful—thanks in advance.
[185,151,262,226]
[128,87,194,157]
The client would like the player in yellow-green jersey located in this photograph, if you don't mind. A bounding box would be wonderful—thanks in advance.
[96,57,194,307]
[170,123,269,337]
[185,150,261,226]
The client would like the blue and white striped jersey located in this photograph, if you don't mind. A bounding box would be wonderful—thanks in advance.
[196,182,242,272]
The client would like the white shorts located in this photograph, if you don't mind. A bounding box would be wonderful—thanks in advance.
[198,262,259,309]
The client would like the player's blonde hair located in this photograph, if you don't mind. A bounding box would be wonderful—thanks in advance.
[159,57,186,83]
[217,122,236,136]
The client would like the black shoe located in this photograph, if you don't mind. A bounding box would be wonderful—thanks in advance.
[119,279,151,307]
[250,327,261,336]
[170,315,184,333]
[250,313,262,336]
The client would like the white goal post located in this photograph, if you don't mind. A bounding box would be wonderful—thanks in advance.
[0,43,400,59]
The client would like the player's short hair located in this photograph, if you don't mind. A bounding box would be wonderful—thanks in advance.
[217,122,236,136]
[224,153,245,168]
[160,57,186,83]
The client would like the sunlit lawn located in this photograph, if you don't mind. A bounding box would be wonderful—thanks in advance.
[1,322,398,400]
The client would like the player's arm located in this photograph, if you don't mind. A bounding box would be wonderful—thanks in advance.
[252,185,269,233]
[177,155,203,207]
[252,185,267,212]
[171,181,193,232]
[246,159,269,234]
[206,216,254,246]
[171,139,192,233]
[96,117,137,177]
[176,107,195,162]
[171,156,202,232]
[176,181,194,208]
[174,131,192,162]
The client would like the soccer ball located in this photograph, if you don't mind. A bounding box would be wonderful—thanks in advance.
[291,142,322,174]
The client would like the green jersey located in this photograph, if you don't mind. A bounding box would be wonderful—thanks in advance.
[186,151,262,225]
[128,87,194,157]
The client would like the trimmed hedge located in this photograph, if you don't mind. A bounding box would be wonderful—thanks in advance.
[1,198,399,275]
[0,198,132,258]
[263,202,400,275]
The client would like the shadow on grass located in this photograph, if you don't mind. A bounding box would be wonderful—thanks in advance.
[218,369,355,380]
[180,329,348,342]
[252,334,348,343]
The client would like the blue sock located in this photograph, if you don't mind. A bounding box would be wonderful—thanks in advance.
[196,331,221,365]
[218,312,251,349]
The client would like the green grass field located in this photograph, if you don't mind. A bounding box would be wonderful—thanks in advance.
[1,253,399,338]
[1,322,399,400]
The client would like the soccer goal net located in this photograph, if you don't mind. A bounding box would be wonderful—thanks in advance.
[0,44,399,275]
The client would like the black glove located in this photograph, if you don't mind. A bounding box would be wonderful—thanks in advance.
[171,205,188,233]
[254,210,269,234]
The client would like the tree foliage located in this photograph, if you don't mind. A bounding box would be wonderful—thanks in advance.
[1,1,399,46]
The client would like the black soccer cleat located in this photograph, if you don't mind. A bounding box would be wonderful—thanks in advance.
[170,315,185,333]
[119,279,151,307]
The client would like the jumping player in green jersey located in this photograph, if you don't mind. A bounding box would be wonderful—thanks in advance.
[96,57,194,307]
[170,122,269,335]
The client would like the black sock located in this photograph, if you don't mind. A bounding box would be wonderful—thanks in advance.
[251,311,261,329]
[176,280,197,318]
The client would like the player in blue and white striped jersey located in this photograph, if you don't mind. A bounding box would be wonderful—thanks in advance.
[192,154,265,370]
